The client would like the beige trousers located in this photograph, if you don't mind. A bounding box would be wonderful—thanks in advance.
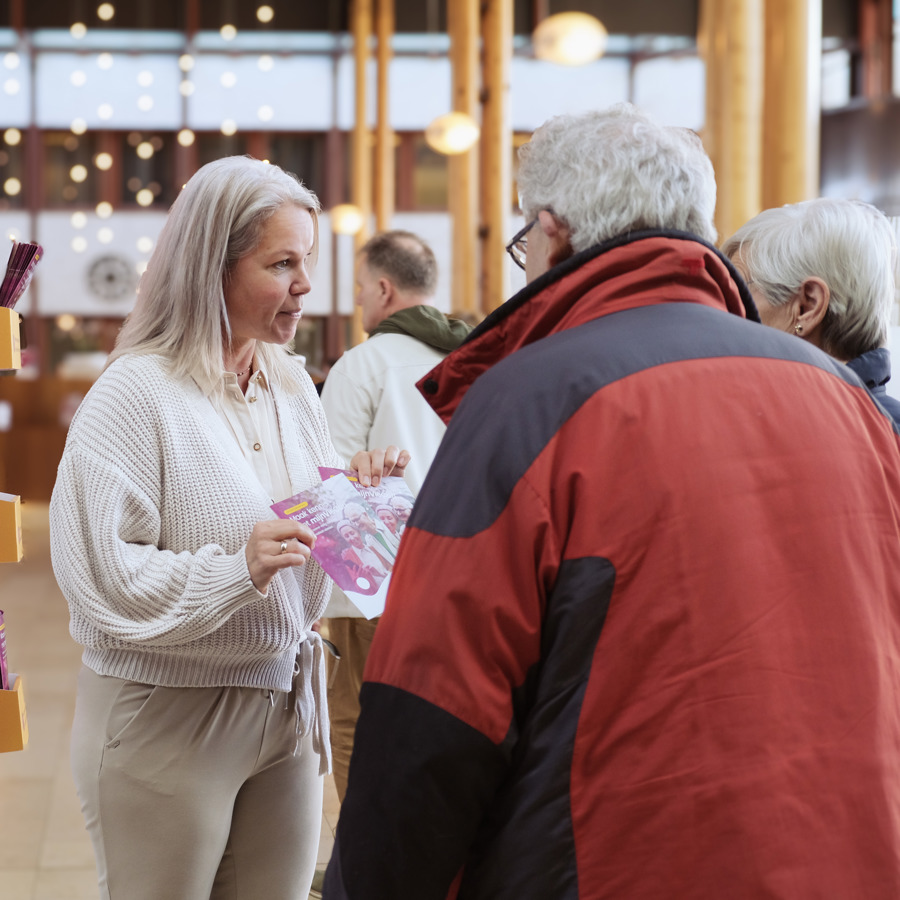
[320,616,379,801]
[70,666,323,900]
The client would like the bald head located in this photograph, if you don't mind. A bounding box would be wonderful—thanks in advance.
[355,230,439,332]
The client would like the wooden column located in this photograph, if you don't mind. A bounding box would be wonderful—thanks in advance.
[858,0,892,100]
[762,0,821,209]
[480,0,513,312]
[699,0,764,242]
[10,0,25,30]
[374,0,394,232]
[448,0,480,316]
[351,0,373,345]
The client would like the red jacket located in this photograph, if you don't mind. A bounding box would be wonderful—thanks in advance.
[325,232,900,899]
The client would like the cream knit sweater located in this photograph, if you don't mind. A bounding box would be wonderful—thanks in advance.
[50,353,344,692]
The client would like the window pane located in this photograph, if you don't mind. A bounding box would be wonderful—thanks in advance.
[267,133,328,197]
[0,128,25,211]
[412,135,447,210]
[120,131,176,208]
[42,131,99,207]
[195,133,250,170]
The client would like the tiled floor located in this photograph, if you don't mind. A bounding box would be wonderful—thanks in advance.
[0,502,339,900]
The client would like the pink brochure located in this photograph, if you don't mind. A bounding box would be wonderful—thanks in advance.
[271,474,391,619]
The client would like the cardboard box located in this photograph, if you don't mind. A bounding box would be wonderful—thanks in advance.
[0,674,28,752]
[0,493,22,563]
[0,307,22,370]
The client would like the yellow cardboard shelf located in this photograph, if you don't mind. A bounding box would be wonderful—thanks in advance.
[0,674,28,752]
[0,493,22,563]
[0,307,22,370]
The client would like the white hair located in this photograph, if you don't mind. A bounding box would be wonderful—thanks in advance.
[109,155,320,393]
[515,103,717,252]
[721,198,897,360]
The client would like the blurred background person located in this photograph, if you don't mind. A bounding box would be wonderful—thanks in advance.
[723,197,900,425]
[312,228,471,897]
[317,230,471,790]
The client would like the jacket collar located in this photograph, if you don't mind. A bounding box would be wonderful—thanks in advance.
[847,347,892,390]
[368,305,473,352]
[418,230,758,424]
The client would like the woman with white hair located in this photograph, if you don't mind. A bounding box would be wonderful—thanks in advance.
[723,197,900,425]
[49,155,407,899]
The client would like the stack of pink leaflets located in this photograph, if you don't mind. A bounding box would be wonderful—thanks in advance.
[0,240,43,310]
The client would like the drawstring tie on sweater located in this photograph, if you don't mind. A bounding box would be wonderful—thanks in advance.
[294,630,332,776]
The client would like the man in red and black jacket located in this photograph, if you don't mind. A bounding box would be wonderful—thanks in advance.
[324,103,900,899]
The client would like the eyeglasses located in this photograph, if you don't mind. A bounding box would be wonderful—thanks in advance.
[505,209,556,271]
[505,218,538,271]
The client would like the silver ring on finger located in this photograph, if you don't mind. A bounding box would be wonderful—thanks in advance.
[280,540,288,554]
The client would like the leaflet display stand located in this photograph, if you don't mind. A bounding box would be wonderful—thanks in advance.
[1,283,29,751]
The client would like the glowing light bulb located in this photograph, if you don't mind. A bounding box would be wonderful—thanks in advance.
[532,13,608,66]
[424,112,480,155]
[330,204,365,235]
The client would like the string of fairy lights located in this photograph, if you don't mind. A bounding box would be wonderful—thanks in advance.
[1,3,609,332]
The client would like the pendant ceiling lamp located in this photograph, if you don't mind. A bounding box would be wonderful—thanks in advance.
[330,204,365,235]
[533,12,608,66]
[424,111,481,156]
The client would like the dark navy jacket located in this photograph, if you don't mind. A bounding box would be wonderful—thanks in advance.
[848,346,900,428]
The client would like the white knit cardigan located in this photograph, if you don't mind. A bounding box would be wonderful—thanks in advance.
[50,353,344,693]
